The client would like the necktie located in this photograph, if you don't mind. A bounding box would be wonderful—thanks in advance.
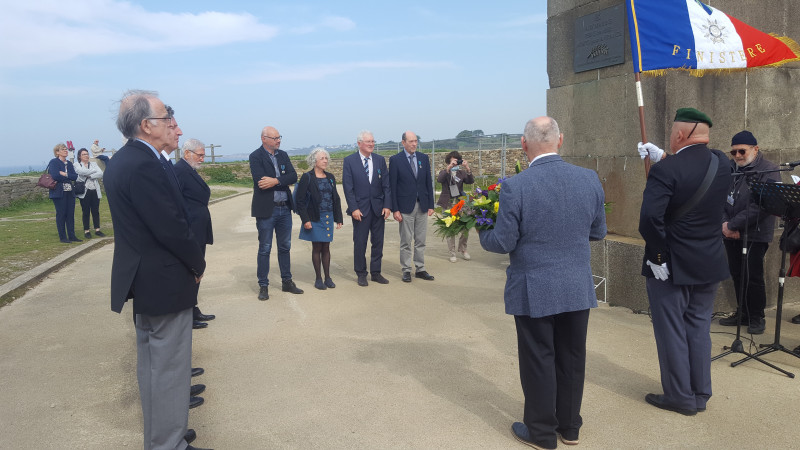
[364,157,370,181]
[409,155,417,178]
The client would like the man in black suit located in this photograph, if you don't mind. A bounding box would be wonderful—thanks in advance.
[389,131,435,283]
[638,108,732,416]
[341,130,392,286]
[174,138,216,328]
[249,126,303,300]
[104,90,208,449]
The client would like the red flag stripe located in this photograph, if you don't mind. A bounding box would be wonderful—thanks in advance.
[727,14,799,67]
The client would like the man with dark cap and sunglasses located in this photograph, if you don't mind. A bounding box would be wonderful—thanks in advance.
[718,131,779,335]
[637,108,732,416]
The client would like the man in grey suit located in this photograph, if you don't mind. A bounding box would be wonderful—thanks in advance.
[104,90,208,449]
[480,117,606,449]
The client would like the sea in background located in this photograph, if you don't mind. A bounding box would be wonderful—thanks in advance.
[0,164,48,176]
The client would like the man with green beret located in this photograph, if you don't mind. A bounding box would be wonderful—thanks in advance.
[637,107,732,416]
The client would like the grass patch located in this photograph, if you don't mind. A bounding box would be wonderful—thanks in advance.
[210,189,242,200]
[0,195,115,285]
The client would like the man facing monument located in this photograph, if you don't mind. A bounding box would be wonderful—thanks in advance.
[638,108,731,416]
[104,90,206,449]
[480,117,606,449]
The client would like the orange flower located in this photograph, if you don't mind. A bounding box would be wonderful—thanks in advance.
[450,199,465,216]
[487,184,497,191]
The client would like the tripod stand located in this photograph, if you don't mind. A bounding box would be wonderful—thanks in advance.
[729,181,800,377]
[711,172,792,377]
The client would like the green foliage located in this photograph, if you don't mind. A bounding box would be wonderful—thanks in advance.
[203,166,246,185]
[297,161,309,171]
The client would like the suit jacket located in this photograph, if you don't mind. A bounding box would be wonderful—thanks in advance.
[639,144,732,285]
[479,155,607,318]
[295,170,344,225]
[249,146,298,218]
[103,139,205,315]
[174,158,214,246]
[389,151,434,213]
[341,151,391,217]
[47,157,78,199]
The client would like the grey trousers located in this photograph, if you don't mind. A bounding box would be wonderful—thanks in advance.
[646,278,716,411]
[398,202,428,273]
[136,308,192,450]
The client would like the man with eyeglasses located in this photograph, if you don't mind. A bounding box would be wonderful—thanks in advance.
[342,131,392,286]
[250,126,303,300]
[174,138,216,329]
[718,131,779,335]
[637,108,731,416]
[104,90,208,449]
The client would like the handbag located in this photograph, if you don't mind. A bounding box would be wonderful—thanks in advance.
[73,180,86,195]
[37,163,57,190]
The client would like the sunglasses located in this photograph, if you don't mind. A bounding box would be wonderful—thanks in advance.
[730,149,748,156]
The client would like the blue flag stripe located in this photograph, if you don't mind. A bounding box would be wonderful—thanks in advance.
[627,0,699,72]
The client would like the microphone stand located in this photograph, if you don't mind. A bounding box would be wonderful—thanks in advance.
[711,167,795,377]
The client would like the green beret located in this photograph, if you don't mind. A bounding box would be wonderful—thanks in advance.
[674,107,712,127]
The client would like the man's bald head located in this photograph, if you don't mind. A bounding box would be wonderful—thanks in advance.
[521,116,563,162]
[669,121,710,153]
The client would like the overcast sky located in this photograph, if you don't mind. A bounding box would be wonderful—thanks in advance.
[0,0,548,168]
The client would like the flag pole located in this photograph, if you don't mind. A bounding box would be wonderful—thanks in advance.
[635,71,650,177]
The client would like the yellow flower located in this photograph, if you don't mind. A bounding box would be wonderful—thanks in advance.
[493,201,499,213]
[443,215,457,227]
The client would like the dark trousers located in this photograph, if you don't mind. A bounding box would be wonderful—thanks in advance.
[352,210,385,276]
[52,193,76,241]
[79,189,101,231]
[646,278,716,410]
[256,206,293,286]
[514,309,589,446]
[724,239,768,320]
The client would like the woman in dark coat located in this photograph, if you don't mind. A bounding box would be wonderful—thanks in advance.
[295,148,344,290]
[48,142,80,243]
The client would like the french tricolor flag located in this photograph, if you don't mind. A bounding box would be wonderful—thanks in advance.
[627,0,799,74]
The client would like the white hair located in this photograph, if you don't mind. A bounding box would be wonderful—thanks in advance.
[306,147,330,167]
[182,138,205,153]
[357,130,373,143]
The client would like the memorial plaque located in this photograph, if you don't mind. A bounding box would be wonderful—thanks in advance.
[574,5,625,73]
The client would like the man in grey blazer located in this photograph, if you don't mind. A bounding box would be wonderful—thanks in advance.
[480,117,606,449]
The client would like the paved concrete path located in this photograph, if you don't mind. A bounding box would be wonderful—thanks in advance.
[2,192,800,449]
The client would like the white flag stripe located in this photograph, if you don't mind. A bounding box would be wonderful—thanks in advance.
[686,0,747,69]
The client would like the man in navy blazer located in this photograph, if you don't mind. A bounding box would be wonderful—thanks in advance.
[638,108,731,416]
[389,131,435,283]
[480,117,606,449]
[341,130,392,286]
[104,90,206,450]
[249,126,303,300]
[174,138,216,326]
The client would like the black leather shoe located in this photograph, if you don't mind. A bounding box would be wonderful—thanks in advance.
[792,314,800,324]
[191,367,204,377]
[415,271,435,281]
[60,239,71,244]
[719,314,748,326]
[511,422,556,449]
[194,312,215,321]
[793,345,800,355]
[371,273,389,284]
[192,320,208,329]
[645,393,696,416]
[747,317,766,335]
[258,286,269,301]
[184,429,196,444]
[357,275,368,286]
[69,237,83,242]
[190,384,206,396]
[94,230,106,237]
[324,278,336,289]
[186,445,212,450]
[84,232,91,239]
[189,396,204,409]
[282,279,304,294]
[402,272,411,283]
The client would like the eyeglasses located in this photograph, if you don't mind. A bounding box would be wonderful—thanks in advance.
[263,135,282,141]
[730,149,748,156]
[147,116,175,127]
[188,149,206,158]
[361,140,376,144]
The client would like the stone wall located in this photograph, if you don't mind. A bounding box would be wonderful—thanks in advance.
[548,0,800,309]
[0,177,49,208]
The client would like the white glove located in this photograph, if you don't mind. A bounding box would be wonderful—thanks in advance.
[646,260,670,281]
[638,142,664,163]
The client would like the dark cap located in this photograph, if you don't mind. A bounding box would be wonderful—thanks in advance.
[731,130,757,146]
[674,107,713,128]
